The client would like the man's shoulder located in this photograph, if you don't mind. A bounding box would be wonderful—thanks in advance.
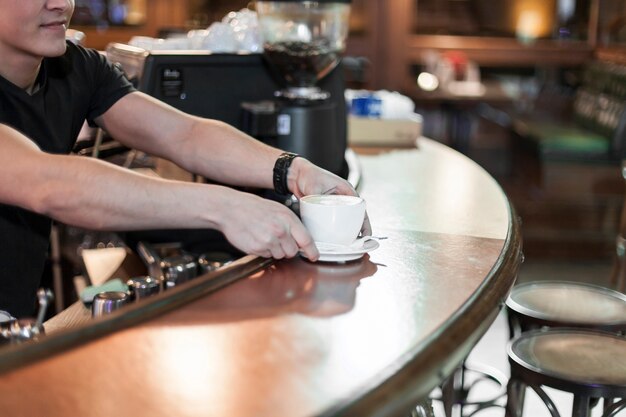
[47,42,107,78]
[65,41,105,61]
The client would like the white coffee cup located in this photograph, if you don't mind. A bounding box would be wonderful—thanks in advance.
[300,195,366,247]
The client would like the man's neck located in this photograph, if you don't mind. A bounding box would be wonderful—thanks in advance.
[24,81,41,96]
[0,45,42,92]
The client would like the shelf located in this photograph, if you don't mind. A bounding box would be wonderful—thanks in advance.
[405,35,595,67]
[596,46,626,65]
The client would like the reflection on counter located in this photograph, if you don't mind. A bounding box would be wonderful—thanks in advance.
[160,256,379,324]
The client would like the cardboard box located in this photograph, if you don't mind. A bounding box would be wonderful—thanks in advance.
[347,113,423,147]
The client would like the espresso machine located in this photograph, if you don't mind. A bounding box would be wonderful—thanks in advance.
[106,0,351,177]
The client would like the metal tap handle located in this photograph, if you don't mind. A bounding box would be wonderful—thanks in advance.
[136,241,164,280]
[35,288,54,328]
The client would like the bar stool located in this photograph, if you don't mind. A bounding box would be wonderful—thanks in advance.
[506,280,626,338]
[505,282,626,416]
[503,160,626,416]
[506,328,626,417]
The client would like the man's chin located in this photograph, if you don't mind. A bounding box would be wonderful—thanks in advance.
[41,41,68,58]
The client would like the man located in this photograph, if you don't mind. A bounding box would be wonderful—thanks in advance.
[0,0,369,317]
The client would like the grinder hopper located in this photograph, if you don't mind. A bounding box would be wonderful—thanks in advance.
[241,0,352,180]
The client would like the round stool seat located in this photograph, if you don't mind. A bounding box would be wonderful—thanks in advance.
[506,281,626,331]
[508,329,626,397]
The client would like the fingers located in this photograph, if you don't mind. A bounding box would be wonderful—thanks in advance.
[268,235,300,260]
[292,158,358,199]
[252,240,295,260]
[360,211,373,236]
[261,210,317,261]
[268,206,317,261]
[218,190,321,261]
[290,221,319,261]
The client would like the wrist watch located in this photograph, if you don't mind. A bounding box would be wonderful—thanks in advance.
[273,152,298,195]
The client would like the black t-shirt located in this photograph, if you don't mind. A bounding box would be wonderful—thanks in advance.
[0,42,135,317]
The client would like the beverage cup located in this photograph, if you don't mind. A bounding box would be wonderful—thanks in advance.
[299,195,366,247]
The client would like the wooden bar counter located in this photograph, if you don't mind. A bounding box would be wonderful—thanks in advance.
[0,137,522,417]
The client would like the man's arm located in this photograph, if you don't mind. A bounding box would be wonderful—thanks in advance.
[0,123,318,259]
[96,91,371,235]
[95,91,282,189]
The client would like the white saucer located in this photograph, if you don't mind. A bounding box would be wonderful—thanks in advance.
[312,239,380,263]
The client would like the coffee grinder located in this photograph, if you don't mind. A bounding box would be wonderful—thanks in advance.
[242,0,351,177]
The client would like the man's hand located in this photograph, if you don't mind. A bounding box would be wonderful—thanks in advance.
[287,157,372,236]
[215,188,319,261]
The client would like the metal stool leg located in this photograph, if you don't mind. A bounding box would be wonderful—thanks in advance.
[505,378,526,417]
[506,374,562,417]
[528,384,561,417]
[602,399,626,417]
[436,361,507,417]
[507,308,520,339]
[440,372,457,417]
[571,395,590,417]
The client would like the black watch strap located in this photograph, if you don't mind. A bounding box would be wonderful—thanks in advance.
[273,152,298,195]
